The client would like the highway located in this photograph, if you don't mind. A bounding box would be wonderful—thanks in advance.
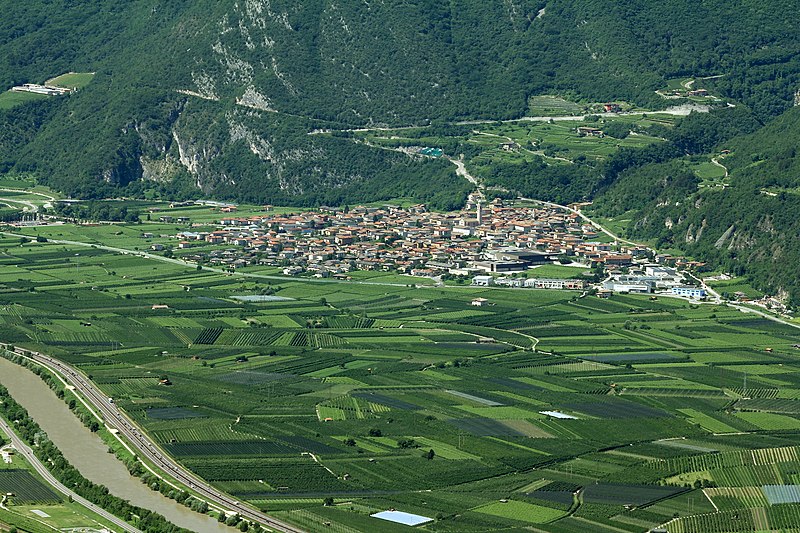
[0,416,141,533]
[6,346,305,533]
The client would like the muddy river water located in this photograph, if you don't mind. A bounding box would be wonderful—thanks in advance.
[0,356,232,533]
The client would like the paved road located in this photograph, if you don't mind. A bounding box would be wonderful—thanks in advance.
[0,198,39,213]
[454,105,709,126]
[313,105,711,133]
[0,188,56,202]
[0,188,56,213]
[0,416,140,533]
[448,157,479,186]
[8,347,304,533]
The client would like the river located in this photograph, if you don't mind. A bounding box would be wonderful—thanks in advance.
[0,357,232,533]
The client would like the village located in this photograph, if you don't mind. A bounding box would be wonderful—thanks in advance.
[158,195,707,299]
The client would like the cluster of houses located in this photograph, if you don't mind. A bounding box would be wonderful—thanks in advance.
[153,197,711,298]
[159,196,662,281]
[667,88,711,98]
[661,86,713,99]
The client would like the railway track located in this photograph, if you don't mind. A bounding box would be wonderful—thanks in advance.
[2,345,305,533]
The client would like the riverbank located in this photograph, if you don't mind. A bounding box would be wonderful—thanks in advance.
[0,357,233,533]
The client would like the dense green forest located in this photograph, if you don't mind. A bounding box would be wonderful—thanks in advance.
[1,0,800,203]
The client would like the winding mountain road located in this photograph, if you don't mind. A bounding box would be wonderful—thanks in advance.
[0,198,40,213]
[0,189,57,213]
[449,157,479,186]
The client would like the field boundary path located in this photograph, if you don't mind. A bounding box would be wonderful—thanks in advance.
[0,415,141,533]
[4,346,304,533]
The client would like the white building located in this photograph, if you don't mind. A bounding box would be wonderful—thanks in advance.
[671,286,706,298]
[603,280,654,293]
[645,266,680,279]
[525,278,587,290]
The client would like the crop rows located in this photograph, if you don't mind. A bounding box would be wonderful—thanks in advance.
[705,487,769,510]
[275,354,350,375]
[194,327,223,344]
[711,464,793,487]
[171,328,195,345]
[151,422,257,444]
[273,332,298,346]
[166,440,298,457]
[318,396,379,420]
[667,504,800,533]
[654,446,800,474]
[736,398,800,414]
[217,330,283,346]
[322,316,375,329]
[0,470,60,504]
[186,460,347,492]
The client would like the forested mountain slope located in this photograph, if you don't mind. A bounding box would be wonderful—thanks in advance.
[1,0,799,204]
[594,107,800,303]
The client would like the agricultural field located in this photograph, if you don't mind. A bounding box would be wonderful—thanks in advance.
[45,72,96,90]
[0,89,48,110]
[347,112,678,171]
[0,430,123,531]
[704,276,766,300]
[0,72,94,111]
[0,470,60,504]
[0,230,799,531]
[528,95,586,116]
[684,152,731,191]
[526,264,592,279]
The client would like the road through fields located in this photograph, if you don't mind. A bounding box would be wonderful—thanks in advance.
[3,348,304,533]
[0,415,141,533]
